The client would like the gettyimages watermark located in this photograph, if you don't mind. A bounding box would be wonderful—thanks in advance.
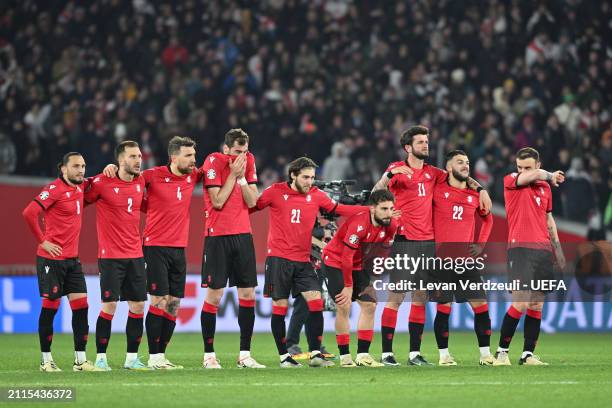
[352,241,612,302]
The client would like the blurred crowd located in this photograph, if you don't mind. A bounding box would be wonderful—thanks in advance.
[0,0,610,229]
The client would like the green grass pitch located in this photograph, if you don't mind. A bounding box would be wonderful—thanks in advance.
[0,332,610,407]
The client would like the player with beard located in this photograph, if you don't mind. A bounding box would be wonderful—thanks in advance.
[321,190,399,367]
[200,128,265,369]
[23,152,101,371]
[103,136,202,369]
[431,150,495,366]
[494,147,566,366]
[255,157,367,368]
[371,125,492,366]
[85,141,148,371]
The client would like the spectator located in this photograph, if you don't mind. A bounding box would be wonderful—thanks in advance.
[321,142,352,181]
[563,158,596,223]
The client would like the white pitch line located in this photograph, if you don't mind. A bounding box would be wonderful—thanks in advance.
[2,381,592,387]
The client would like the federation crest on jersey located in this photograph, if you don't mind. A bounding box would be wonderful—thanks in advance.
[348,234,359,245]
[444,192,449,199]
[165,178,170,183]
[49,185,56,190]
[187,176,191,183]
[210,156,215,163]
[207,169,216,180]
[136,185,141,192]
[94,177,101,183]
[39,191,49,200]
[283,194,288,201]
[306,195,311,202]
[379,231,385,238]
[113,188,119,194]
[467,196,473,203]
[425,173,431,179]
[357,225,364,232]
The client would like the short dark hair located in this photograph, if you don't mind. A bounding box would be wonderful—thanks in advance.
[368,189,395,205]
[224,128,249,148]
[115,140,140,160]
[168,136,196,156]
[400,125,429,148]
[516,147,540,162]
[57,152,83,173]
[287,157,318,180]
[445,149,468,164]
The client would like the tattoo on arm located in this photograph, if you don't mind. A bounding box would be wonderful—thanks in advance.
[371,175,390,192]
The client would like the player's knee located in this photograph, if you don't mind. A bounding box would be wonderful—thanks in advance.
[102,302,117,314]
[527,301,543,311]
[237,287,255,300]
[272,299,289,308]
[470,300,487,309]
[151,296,167,310]
[358,300,377,315]
[302,290,321,302]
[166,298,180,316]
[206,289,223,305]
[336,303,351,315]
[511,302,527,313]
[129,301,145,315]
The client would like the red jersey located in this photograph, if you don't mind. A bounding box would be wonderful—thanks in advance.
[503,173,552,251]
[142,166,203,247]
[31,178,86,259]
[256,182,367,262]
[84,174,146,258]
[386,161,447,240]
[433,181,493,243]
[323,211,398,285]
[202,152,257,236]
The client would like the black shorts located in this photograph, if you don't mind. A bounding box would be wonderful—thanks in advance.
[428,267,486,303]
[507,247,554,293]
[144,246,187,298]
[36,256,87,300]
[201,233,257,289]
[322,263,375,303]
[264,256,320,300]
[388,238,436,293]
[99,258,147,302]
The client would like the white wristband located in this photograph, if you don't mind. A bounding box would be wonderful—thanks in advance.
[237,177,247,186]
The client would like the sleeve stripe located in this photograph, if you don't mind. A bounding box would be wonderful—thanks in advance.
[33,199,45,210]
[343,242,358,250]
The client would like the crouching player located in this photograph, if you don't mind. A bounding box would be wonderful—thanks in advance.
[321,190,398,367]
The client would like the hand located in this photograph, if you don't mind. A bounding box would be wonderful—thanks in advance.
[229,154,246,178]
[478,190,492,213]
[469,244,483,257]
[103,164,118,178]
[550,170,565,187]
[334,286,353,306]
[40,240,62,257]
[392,209,402,219]
[391,166,414,176]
